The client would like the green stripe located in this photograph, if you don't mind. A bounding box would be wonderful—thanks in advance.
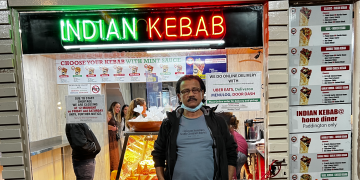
[321,172,348,178]
[321,25,350,31]
[207,98,260,104]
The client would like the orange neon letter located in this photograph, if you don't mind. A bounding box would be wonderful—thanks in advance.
[212,16,224,35]
[195,16,209,37]
[165,18,177,37]
[149,18,162,39]
[180,17,192,37]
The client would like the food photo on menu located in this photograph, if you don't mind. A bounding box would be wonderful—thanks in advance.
[300,87,312,105]
[300,156,311,173]
[300,7,312,26]
[300,67,312,86]
[300,48,312,66]
[300,136,311,154]
[299,28,312,46]
[300,174,312,180]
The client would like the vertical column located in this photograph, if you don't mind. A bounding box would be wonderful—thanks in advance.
[0,1,30,180]
[288,4,353,180]
[352,2,360,180]
[267,0,290,179]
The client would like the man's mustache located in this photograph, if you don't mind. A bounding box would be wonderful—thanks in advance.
[188,97,197,102]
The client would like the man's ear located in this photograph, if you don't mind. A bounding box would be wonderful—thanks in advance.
[177,93,182,102]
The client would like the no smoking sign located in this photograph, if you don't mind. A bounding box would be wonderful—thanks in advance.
[91,84,101,94]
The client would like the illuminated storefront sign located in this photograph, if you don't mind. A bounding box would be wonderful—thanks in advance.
[60,15,225,43]
[20,6,264,53]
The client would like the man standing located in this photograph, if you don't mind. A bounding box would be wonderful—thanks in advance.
[152,75,237,180]
[66,123,101,180]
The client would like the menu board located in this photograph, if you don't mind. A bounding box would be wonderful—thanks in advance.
[289,85,351,105]
[289,45,352,66]
[56,55,227,84]
[289,4,352,177]
[290,131,351,154]
[290,152,351,173]
[290,172,351,180]
[290,5,352,27]
[289,65,351,86]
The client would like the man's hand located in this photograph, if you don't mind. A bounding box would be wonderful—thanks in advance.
[228,165,236,180]
[155,167,165,180]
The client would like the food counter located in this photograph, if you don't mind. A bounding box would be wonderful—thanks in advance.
[116,132,159,180]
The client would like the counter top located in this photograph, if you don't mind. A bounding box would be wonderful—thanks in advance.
[124,131,159,136]
[30,136,69,156]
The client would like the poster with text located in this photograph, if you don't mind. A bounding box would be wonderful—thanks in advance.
[66,95,106,123]
[289,85,351,105]
[289,65,351,86]
[290,5,352,27]
[289,45,352,66]
[290,152,351,173]
[186,55,227,79]
[290,171,351,180]
[289,104,351,133]
[56,57,187,84]
[206,72,261,111]
[290,131,351,154]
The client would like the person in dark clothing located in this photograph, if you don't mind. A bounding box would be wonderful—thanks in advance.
[66,123,101,180]
[151,75,237,180]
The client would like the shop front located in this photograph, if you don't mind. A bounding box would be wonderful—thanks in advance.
[3,1,271,180]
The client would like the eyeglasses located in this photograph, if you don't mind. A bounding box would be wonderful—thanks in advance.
[180,87,202,95]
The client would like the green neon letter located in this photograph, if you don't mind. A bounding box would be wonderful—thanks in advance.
[67,20,83,41]
[60,20,68,41]
[106,18,121,40]
[99,20,106,40]
[122,18,137,40]
[83,20,97,40]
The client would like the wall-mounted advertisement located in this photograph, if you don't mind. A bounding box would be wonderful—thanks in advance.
[185,55,227,79]
[206,71,261,111]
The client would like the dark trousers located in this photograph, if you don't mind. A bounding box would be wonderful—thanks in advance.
[72,158,96,180]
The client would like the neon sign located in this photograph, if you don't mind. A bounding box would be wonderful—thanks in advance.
[60,15,225,43]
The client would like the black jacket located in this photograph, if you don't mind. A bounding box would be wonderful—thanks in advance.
[151,106,237,180]
[65,123,101,160]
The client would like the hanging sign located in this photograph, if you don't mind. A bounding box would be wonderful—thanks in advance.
[66,95,106,123]
[205,71,261,111]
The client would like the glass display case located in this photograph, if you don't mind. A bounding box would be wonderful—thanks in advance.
[116,132,159,180]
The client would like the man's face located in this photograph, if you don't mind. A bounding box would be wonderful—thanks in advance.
[177,79,204,108]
